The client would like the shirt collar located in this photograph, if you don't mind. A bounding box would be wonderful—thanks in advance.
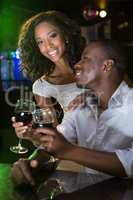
[85,95,99,120]
[108,81,130,108]
[84,81,130,116]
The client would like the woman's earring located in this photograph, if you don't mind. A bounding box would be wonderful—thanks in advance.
[65,40,69,44]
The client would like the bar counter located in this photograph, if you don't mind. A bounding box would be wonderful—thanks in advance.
[0,162,133,200]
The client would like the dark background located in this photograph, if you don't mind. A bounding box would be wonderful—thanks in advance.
[0,0,133,126]
[0,0,133,162]
[0,0,133,49]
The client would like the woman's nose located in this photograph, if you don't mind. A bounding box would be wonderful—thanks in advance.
[45,40,54,49]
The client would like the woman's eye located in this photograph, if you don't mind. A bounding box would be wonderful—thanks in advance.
[49,32,58,38]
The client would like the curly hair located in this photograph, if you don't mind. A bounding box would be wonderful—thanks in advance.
[18,10,85,80]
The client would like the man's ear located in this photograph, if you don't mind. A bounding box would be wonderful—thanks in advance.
[102,59,114,72]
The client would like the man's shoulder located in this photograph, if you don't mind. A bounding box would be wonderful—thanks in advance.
[126,88,133,105]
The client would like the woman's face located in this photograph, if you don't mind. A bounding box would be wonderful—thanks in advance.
[34,22,66,63]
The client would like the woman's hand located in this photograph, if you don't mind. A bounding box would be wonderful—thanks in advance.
[11,116,50,147]
[11,116,41,147]
[11,116,33,139]
[67,93,86,111]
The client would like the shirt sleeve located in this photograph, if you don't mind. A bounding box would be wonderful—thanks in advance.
[32,79,52,98]
[57,111,77,144]
[115,147,133,178]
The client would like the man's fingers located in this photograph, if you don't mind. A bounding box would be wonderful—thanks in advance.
[35,128,56,136]
[40,135,53,143]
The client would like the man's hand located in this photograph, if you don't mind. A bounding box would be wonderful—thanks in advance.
[35,128,74,159]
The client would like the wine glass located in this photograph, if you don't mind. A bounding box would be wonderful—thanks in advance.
[31,107,56,153]
[32,107,55,129]
[10,98,36,154]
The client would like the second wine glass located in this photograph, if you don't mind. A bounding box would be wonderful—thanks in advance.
[32,107,55,129]
[32,107,56,152]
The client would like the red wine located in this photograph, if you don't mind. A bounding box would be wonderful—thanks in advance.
[15,111,32,125]
[33,123,53,128]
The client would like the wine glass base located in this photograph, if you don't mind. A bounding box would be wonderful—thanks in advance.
[10,145,28,154]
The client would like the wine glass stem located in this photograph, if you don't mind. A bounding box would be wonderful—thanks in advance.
[18,139,23,148]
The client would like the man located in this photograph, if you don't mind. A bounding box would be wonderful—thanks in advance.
[11,40,133,186]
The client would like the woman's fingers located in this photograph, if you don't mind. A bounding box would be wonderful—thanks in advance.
[13,123,28,138]
[11,116,16,122]
[67,93,86,111]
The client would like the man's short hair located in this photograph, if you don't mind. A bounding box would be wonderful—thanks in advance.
[95,39,127,79]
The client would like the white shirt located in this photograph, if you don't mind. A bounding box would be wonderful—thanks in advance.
[32,79,84,111]
[57,81,133,177]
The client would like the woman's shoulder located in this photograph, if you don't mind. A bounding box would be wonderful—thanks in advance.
[33,77,50,87]
[32,77,56,97]
[32,77,50,93]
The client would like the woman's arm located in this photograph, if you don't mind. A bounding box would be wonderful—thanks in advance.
[11,95,58,144]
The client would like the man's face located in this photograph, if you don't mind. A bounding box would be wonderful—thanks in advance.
[74,43,105,89]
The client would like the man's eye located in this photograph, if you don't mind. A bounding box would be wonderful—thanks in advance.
[37,41,43,45]
[82,57,87,61]
[83,57,90,62]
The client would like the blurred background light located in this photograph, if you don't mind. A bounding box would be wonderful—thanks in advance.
[99,10,107,18]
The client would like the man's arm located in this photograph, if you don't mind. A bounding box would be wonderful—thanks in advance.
[59,145,127,177]
[35,128,127,178]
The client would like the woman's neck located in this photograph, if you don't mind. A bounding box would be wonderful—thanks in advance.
[54,59,73,74]
[46,62,76,85]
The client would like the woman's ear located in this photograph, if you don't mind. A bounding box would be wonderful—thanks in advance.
[102,59,114,72]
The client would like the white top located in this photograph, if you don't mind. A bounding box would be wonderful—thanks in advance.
[57,81,133,178]
[33,79,84,111]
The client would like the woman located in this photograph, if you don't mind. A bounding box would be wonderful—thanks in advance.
[12,10,87,136]
[20,11,85,114]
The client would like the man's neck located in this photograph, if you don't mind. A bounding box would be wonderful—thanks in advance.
[95,82,121,110]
